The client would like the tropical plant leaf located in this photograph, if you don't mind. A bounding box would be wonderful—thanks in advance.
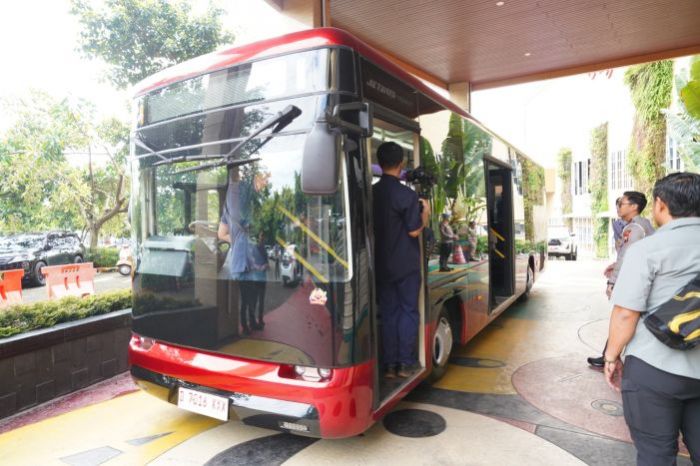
[680,81,700,120]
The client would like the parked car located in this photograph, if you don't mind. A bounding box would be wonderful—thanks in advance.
[547,228,577,261]
[0,231,85,285]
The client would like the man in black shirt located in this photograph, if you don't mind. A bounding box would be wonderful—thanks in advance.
[373,142,430,378]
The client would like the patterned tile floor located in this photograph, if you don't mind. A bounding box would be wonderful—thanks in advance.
[0,259,692,465]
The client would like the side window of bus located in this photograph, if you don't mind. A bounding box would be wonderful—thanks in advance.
[417,109,490,272]
[511,151,527,244]
[369,119,416,185]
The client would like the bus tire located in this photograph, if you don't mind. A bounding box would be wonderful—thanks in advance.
[427,308,454,383]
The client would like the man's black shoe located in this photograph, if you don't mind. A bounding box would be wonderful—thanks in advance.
[587,356,604,368]
[439,267,453,272]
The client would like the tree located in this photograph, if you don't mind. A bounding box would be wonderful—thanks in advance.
[80,118,131,248]
[0,91,90,233]
[679,56,700,120]
[666,56,700,172]
[0,92,131,247]
[70,0,234,89]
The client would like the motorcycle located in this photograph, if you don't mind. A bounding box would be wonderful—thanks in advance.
[117,244,133,276]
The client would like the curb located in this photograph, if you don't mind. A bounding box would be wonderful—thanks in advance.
[96,267,117,273]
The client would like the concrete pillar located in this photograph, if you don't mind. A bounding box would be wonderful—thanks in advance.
[448,81,471,113]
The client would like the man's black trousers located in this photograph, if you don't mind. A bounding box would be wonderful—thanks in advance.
[439,242,452,269]
[622,356,700,466]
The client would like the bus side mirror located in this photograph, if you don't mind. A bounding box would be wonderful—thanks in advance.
[301,122,340,195]
[328,101,373,137]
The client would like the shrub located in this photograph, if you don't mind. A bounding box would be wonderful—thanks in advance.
[85,247,120,268]
[0,289,132,339]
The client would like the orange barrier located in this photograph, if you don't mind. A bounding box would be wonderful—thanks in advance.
[0,269,24,308]
[42,263,96,300]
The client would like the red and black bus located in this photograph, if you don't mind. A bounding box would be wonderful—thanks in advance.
[128,28,547,438]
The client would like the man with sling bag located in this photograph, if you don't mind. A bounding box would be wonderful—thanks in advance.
[604,172,700,466]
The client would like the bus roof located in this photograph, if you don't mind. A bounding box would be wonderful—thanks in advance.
[132,28,466,113]
[132,27,542,169]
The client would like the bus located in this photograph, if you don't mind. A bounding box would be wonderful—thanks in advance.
[128,27,547,439]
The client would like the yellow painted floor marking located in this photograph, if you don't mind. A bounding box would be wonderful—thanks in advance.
[437,315,582,395]
[0,391,219,465]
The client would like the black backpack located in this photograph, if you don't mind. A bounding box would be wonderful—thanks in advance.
[644,272,700,350]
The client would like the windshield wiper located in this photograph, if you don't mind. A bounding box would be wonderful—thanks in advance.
[133,135,169,163]
[173,105,302,175]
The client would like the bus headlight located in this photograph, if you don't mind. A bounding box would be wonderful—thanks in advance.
[293,366,332,382]
[133,334,156,351]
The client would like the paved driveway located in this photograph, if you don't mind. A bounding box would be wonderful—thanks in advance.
[0,259,692,465]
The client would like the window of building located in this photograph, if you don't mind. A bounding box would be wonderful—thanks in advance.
[610,151,616,190]
[587,159,591,193]
[667,136,683,172]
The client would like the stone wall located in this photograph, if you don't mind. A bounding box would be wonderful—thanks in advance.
[0,310,132,419]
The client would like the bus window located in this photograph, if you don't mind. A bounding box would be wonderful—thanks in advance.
[368,118,416,183]
[417,110,490,276]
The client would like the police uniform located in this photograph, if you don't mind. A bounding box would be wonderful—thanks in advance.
[609,215,655,286]
[611,217,700,465]
[373,174,422,369]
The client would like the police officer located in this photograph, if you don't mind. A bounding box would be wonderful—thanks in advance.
[605,191,655,298]
[604,173,700,465]
[373,142,430,379]
[588,191,654,368]
[439,213,458,272]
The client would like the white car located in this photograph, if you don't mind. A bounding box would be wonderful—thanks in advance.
[547,231,577,261]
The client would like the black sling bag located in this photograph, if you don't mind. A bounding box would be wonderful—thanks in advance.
[644,272,700,350]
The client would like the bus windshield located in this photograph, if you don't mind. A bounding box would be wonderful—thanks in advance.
[130,49,353,368]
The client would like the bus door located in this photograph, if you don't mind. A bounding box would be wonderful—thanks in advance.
[366,115,427,407]
[485,159,515,310]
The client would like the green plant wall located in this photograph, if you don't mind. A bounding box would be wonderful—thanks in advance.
[625,61,674,197]
[590,122,609,258]
[556,147,573,230]
[518,153,545,243]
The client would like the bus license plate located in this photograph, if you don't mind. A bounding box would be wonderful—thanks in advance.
[177,387,229,421]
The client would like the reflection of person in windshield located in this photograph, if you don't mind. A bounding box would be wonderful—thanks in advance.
[249,231,269,330]
[218,169,268,277]
[218,168,270,335]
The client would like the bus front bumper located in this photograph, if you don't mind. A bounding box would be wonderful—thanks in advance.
[131,364,322,437]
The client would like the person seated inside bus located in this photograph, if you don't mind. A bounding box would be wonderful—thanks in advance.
[372,142,430,379]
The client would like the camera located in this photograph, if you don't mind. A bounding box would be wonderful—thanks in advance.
[405,166,436,199]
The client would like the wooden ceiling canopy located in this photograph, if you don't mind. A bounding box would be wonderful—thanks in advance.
[305,0,700,90]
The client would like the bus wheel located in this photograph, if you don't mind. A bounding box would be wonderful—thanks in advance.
[429,309,453,382]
